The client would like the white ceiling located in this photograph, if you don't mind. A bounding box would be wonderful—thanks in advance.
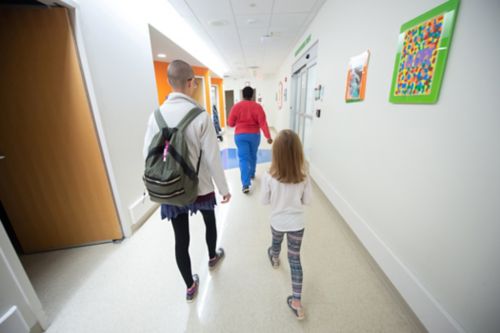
[159,0,326,79]
[149,25,205,68]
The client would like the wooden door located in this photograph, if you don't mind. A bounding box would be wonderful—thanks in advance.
[0,7,123,253]
[224,90,234,125]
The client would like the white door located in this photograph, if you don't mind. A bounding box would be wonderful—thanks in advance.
[303,64,317,158]
[290,63,317,159]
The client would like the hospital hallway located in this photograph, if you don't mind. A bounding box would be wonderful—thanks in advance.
[2,1,499,333]
[18,130,424,333]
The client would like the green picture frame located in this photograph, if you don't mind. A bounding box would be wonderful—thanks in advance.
[389,0,460,104]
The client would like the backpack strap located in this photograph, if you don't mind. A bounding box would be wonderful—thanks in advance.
[154,108,167,129]
[154,106,203,131]
[176,107,204,176]
[176,107,203,131]
[153,108,176,146]
[168,146,198,179]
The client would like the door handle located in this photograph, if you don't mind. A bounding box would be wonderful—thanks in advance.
[0,155,5,160]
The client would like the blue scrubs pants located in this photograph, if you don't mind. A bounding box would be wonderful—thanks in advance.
[235,133,261,187]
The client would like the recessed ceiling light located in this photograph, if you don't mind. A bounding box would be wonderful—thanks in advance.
[208,19,229,27]
[247,18,258,25]
[248,65,259,69]
[157,53,167,58]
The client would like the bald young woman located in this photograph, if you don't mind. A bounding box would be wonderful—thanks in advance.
[143,59,231,302]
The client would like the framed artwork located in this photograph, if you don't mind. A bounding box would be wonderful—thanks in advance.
[345,50,370,102]
[389,0,460,103]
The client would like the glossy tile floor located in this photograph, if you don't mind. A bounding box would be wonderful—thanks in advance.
[21,130,425,333]
[220,147,272,170]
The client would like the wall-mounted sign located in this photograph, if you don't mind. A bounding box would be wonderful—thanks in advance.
[294,34,311,57]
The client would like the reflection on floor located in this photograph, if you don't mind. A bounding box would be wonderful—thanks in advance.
[20,129,425,333]
[220,148,272,170]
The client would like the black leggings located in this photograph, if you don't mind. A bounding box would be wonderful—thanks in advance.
[171,210,217,288]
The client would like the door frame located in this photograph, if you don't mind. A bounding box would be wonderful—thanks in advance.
[290,41,319,159]
[211,84,226,130]
[210,84,218,110]
[193,75,207,109]
[224,90,234,125]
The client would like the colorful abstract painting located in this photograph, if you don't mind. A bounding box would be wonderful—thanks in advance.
[389,0,459,103]
[396,15,443,96]
[345,50,370,102]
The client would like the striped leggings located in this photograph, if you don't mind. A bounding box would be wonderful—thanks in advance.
[270,227,305,300]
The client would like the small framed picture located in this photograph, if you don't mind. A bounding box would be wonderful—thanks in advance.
[345,50,370,103]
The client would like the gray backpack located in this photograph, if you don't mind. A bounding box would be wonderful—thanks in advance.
[143,107,203,206]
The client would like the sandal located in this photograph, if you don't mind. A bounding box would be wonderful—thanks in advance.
[287,295,305,320]
[267,247,279,268]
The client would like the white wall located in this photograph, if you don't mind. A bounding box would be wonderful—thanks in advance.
[273,1,500,332]
[0,223,47,331]
[74,0,227,234]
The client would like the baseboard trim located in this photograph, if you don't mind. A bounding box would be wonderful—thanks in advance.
[31,322,43,333]
[310,164,465,333]
[128,194,159,227]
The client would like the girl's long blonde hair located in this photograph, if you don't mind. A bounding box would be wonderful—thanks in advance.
[269,129,306,184]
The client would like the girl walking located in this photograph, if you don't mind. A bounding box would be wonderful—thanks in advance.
[261,129,312,320]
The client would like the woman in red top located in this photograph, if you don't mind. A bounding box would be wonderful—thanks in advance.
[228,86,273,193]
